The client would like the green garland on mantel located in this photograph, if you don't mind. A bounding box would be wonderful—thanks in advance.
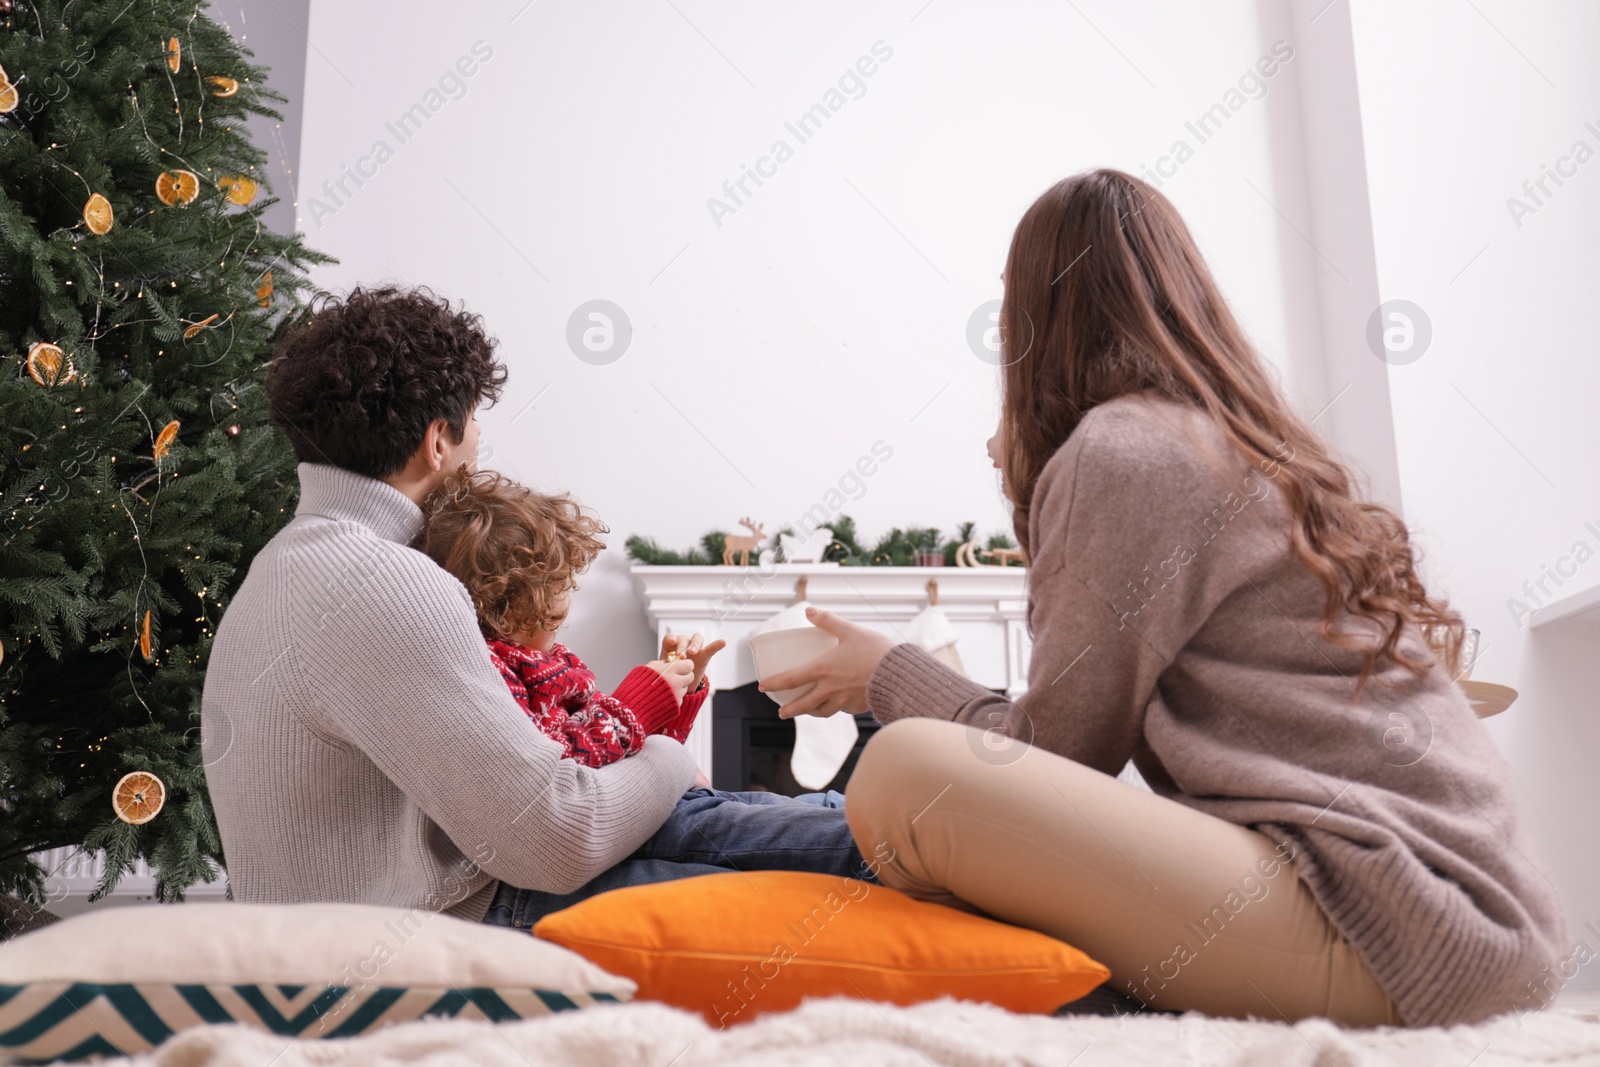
[625,516,1022,568]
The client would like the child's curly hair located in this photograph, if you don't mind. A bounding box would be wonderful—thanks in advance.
[415,467,608,641]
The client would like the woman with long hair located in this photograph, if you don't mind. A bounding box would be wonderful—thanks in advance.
[760,169,1566,1027]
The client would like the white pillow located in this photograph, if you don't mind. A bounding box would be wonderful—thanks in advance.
[0,901,634,1062]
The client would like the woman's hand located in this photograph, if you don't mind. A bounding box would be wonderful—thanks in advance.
[758,607,897,719]
[662,632,727,692]
[646,658,695,703]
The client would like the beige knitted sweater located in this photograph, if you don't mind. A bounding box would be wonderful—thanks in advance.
[202,464,696,922]
[866,394,1567,1027]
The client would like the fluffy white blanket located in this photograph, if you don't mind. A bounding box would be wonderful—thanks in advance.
[88,997,1600,1067]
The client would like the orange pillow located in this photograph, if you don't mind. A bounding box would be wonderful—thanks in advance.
[533,871,1109,1028]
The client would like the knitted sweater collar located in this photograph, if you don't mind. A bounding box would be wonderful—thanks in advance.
[294,462,423,545]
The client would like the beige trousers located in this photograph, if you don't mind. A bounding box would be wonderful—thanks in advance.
[845,718,1400,1026]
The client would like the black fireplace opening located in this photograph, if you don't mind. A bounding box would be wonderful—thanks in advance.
[710,682,881,795]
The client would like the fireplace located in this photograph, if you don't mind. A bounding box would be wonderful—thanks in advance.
[710,682,880,794]
[631,562,1031,784]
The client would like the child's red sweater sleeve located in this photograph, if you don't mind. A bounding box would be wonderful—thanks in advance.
[615,667,711,742]
[660,679,710,743]
[611,666,683,736]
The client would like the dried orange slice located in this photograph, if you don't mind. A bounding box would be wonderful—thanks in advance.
[218,174,256,205]
[138,609,153,659]
[206,75,238,97]
[0,78,16,116]
[25,341,77,387]
[153,419,180,459]
[84,192,114,235]
[156,169,199,206]
[166,37,181,73]
[182,314,218,338]
[256,270,273,307]
[113,770,165,824]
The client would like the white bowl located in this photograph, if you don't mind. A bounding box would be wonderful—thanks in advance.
[749,626,840,709]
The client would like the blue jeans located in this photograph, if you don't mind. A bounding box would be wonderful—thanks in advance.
[482,787,866,929]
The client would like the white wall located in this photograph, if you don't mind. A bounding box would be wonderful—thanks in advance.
[48,0,1595,967]
[294,0,1324,686]
[285,2,1600,964]
[1345,0,1600,983]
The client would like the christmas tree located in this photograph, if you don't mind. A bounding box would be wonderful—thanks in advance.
[0,0,329,903]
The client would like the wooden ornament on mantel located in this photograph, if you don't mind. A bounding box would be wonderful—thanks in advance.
[721,517,767,566]
[954,539,1025,569]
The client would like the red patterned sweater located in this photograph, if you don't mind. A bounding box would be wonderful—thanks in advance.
[485,639,709,768]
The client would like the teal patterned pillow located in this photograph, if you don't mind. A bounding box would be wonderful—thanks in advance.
[0,902,634,1062]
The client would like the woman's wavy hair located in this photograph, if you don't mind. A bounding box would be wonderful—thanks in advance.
[415,467,608,642]
[999,169,1462,688]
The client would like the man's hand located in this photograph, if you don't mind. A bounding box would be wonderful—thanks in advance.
[662,632,727,692]
[646,657,695,704]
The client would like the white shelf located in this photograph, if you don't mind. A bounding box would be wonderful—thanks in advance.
[1530,579,1600,628]
[633,562,1029,627]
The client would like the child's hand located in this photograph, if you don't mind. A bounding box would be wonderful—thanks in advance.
[647,657,695,704]
[687,639,725,692]
[662,632,727,692]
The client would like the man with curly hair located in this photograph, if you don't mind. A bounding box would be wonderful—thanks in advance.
[201,287,868,925]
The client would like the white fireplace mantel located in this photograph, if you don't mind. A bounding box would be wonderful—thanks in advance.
[631,563,1033,774]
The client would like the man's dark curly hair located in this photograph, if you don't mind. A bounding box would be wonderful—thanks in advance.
[265,286,508,477]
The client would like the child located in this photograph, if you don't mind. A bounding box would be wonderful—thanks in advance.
[416,467,872,929]
[415,466,713,768]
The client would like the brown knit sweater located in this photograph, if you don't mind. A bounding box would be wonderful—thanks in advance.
[865,394,1567,1027]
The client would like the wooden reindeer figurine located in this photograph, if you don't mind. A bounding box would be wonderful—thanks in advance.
[722,517,767,566]
[954,540,1027,568]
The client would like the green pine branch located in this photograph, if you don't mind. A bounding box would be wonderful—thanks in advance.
[627,515,1022,569]
[0,0,333,901]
